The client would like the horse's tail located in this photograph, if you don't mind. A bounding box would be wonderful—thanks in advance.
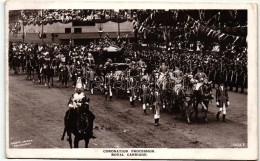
[61,112,68,141]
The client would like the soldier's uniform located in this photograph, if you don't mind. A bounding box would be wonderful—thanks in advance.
[194,70,207,91]
[141,84,150,115]
[216,82,229,122]
[159,63,168,74]
[173,67,183,96]
[154,89,161,126]
[88,69,96,94]
[72,88,86,109]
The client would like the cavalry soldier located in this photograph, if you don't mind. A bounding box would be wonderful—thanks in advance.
[66,90,96,139]
[137,58,147,76]
[129,61,139,76]
[159,62,169,74]
[194,66,208,91]
[193,66,208,119]
[104,58,113,75]
[72,86,85,109]
[216,81,230,122]
[137,58,145,68]
[173,65,184,96]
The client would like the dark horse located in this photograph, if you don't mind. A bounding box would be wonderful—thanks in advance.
[60,65,69,88]
[194,81,213,123]
[40,60,54,87]
[61,97,95,148]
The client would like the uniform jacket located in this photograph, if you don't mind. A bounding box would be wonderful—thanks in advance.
[216,86,229,107]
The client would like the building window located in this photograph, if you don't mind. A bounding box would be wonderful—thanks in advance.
[74,28,82,33]
[65,28,71,33]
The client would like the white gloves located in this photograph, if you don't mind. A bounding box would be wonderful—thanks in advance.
[216,101,219,106]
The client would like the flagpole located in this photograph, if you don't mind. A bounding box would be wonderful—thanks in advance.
[41,9,43,43]
[117,10,120,37]
[22,19,24,43]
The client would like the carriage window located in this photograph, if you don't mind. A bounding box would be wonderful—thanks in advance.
[65,28,71,33]
[74,28,82,33]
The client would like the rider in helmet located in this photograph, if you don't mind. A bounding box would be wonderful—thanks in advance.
[73,87,85,109]
[194,66,208,91]
[159,62,169,75]
[173,64,184,96]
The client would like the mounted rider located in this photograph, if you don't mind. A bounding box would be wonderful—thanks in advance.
[173,64,184,96]
[194,66,208,91]
[137,58,147,76]
[66,85,96,139]
[159,61,169,75]
[104,58,113,74]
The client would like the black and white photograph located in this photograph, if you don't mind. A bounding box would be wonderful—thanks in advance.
[5,1,258,160]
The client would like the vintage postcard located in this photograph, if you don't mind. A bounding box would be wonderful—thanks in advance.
[5,0,258,160]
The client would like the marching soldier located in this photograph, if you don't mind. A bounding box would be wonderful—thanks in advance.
[159,62,169,74]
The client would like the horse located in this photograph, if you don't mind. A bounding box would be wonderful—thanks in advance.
[61,97,94,148]
[161,75,173,112]
[60,65,69,88]
[194,80,213,123]
[180,76,196,124]
[40,60,54,87]
[72,66,84,88]
[12,56,20,75]
[26,54,39,81]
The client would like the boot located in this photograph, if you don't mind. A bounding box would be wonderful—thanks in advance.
[216,112,220,121]
[223,114,226,122]
[155,118,159,126]
[132,101,135,107]
[154,119,159,126]
[110,96,112,101]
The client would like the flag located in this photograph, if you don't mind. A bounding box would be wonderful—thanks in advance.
[138,25,145,33]
[218,33,226,40]
[207,29,213,36]
[233,36,240,43]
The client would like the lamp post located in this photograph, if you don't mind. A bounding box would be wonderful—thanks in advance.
[22,20,25,43]
[97,24,104,40]
[117,10,120,37]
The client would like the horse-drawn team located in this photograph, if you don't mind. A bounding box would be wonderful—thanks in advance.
[10,42,230,124]
[10,42,231,148]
